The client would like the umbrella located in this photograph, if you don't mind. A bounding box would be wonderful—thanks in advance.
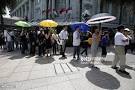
[39,20,58,27]
[15,21,31,27]
[86,13,116,24]
[70,22,90,32]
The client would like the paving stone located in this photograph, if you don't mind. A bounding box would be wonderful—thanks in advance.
[7,72,29,82]
[66,73,83,80]
[14,65,33,72]
[47,75,69,85]
[0,77,8,84]
[32,64,53,71]
[20,78,48,90]
[70,78,103,90]
[28,86,47,90]
[0,68,14,78]
[47,81,75,90]
[29,69,56,80]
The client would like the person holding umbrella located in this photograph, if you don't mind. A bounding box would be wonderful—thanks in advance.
[90,26,101,68]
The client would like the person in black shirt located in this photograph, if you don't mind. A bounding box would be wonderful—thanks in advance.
[29,30,37,56]
[37,31,45,56]
[20,31,28,54]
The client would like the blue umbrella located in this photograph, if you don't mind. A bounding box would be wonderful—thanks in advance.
[70,22,90,32]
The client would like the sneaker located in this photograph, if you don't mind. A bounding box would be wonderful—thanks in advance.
[118,69,129,75]
[111,66,118,69]
[73,57,76,60]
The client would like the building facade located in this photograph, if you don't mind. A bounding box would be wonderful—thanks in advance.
[10,0,135,28]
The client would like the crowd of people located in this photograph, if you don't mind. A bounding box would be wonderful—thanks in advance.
[0,25,135,75]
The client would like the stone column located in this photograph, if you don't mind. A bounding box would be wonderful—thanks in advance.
[28,0,32,21]
[24,3,27,17]
[21,5,24,18]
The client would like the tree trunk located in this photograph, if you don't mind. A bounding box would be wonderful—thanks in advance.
[0,14,4,31]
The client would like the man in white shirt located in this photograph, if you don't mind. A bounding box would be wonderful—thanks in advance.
[59,26,69,57]
[112,26,129,75]
[73,26,81,60]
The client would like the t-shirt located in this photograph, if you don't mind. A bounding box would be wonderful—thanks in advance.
[73,31,80,46]
[114,32,127,46]
[59,30,68,40]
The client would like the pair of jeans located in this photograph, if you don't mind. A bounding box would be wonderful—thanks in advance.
[52,42,57,54]
[73,46,80,59]
[61,40,67,57]
[81,47,88,56]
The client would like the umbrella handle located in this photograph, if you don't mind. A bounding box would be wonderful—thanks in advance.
[99,23,101,31]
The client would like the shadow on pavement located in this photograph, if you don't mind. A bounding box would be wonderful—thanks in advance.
[59,56,67,60]
[116,69,132,79]
[125,65,135,71]
[35,56,55,64]
[69,59,88,68]
[86,68,120,89]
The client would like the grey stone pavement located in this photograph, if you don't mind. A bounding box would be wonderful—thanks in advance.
[0,46,135,90]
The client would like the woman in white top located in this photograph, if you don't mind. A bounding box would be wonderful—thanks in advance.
[123,28,131,54]
[90,27,101,67]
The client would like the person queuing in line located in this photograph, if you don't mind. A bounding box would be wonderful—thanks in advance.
[37,31,45,56]
[130,30,135,53]
[20,31,28,54]
[59,26,69,58]
[51,29,59,55]
[112,25,129,75]
[90,26,101,68]
[14,31,20,50]
[44,29,52,57]
[73,26,81,60]
[0,32,5,49]
[6,30,13,52]
[28,30,37,56]
[81,31,90,57]
[123,28,131,54]
[100,31,109,62]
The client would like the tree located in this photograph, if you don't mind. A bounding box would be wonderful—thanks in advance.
[0,0,16,30]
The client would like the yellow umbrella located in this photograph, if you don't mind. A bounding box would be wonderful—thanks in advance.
[39,20,58,27]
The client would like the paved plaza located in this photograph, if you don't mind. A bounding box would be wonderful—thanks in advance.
[0,47,135,90]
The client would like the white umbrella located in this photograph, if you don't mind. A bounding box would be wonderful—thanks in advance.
[86,13,116,24]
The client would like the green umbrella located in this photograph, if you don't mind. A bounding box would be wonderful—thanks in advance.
[15,21,31,27]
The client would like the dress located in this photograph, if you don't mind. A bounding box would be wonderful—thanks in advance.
[91,33,99,57]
